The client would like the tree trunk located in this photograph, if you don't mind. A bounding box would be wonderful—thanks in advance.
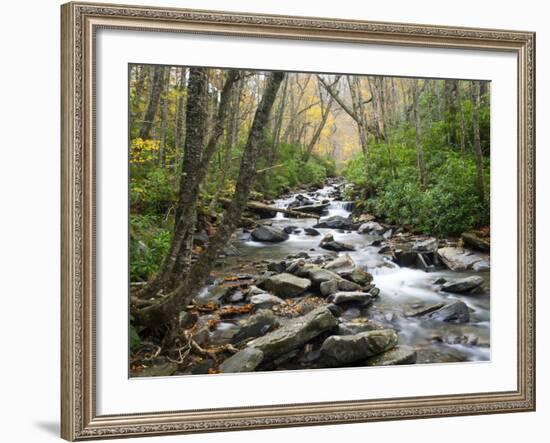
[139,65,164,140]
[136,68,238,300]
[470,81,487,201]
[131,65,148,120]
[209,78,244,210]
[272,75,289,151]
[134,71,285,332]
[457,81,467,154]
[158,67,169,166]
[373,77,396,178]
[411,79,427,189]
[445,79,459,147]
[367,77,383,141]
[303,90,333,162]
[169,69,240,285]
[347,76,371,166]
[173,67,187,166]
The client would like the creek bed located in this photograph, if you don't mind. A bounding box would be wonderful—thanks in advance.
[198,181,490,369]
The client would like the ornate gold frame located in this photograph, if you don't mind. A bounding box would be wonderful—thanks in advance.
[61,1,536,440]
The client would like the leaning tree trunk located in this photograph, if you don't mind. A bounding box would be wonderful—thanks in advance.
[139,65,165,140]
[470,81,487,201]
[303,90,333,162]
[136,68,239,300]
[134,71,285,333]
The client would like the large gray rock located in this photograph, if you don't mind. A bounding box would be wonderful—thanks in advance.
[248,307,338,360]
[250,293,284,309]
[406,302,445,317]
[295,264,341,285]
[320,330,398,365]
[358,221,385,235]
[304,227,321,236]
[320,279,339,297]
[441,276,484,293]
[285,258,306,274]
[251,225,289,243]
[314,215,354,230]
[319,233,355,252]
[337,320,388,335]
[328,291,373,306]
[437,247,490,272]
[219,348,264,373]
[287,194,312,209]
[324,254,355,271]
[413,237,439,253]
[364,345,417,366]
[338,268,373,286]
[337,279,362,292]
[262,273,311,297]
[267,261,286,273]
[427,300,470,323]
[233,310,280,343]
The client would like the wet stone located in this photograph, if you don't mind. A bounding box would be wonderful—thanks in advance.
[363,345,417,366]
[248,307,338,361]
[250,293,284,310]
[219,348,264,373]
[320,329,398,365]
[441,276,484,293]
[262,273,312,298]
[427,300,470,323]
[232,309,280,344]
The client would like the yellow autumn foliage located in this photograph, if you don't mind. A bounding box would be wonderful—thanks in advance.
[130,137,160,164]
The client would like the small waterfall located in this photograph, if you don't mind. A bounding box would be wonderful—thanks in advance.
[327,200,353,218]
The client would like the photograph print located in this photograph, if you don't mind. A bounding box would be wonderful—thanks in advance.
[129,64,490,377]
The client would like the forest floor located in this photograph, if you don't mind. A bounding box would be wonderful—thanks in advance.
[130,178,491,377]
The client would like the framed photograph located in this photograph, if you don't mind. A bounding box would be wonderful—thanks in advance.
[61,1,536,440]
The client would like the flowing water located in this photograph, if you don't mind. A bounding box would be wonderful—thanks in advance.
[217,182,490,365]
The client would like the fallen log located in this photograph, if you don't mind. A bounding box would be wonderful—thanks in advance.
[219,198,318,219]
[290,203,330,214]
[461,232,490,252]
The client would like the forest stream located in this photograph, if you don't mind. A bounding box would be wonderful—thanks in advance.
[153,178,493,376]
[129,67,492,377]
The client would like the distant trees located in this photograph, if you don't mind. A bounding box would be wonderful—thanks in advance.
[411,79,428,189]
[470,80,487,201]
[129,66,490,189]
[139,65,165,140]
[317,75,372,162]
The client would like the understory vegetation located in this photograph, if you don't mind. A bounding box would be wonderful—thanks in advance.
[344,101,490,235]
